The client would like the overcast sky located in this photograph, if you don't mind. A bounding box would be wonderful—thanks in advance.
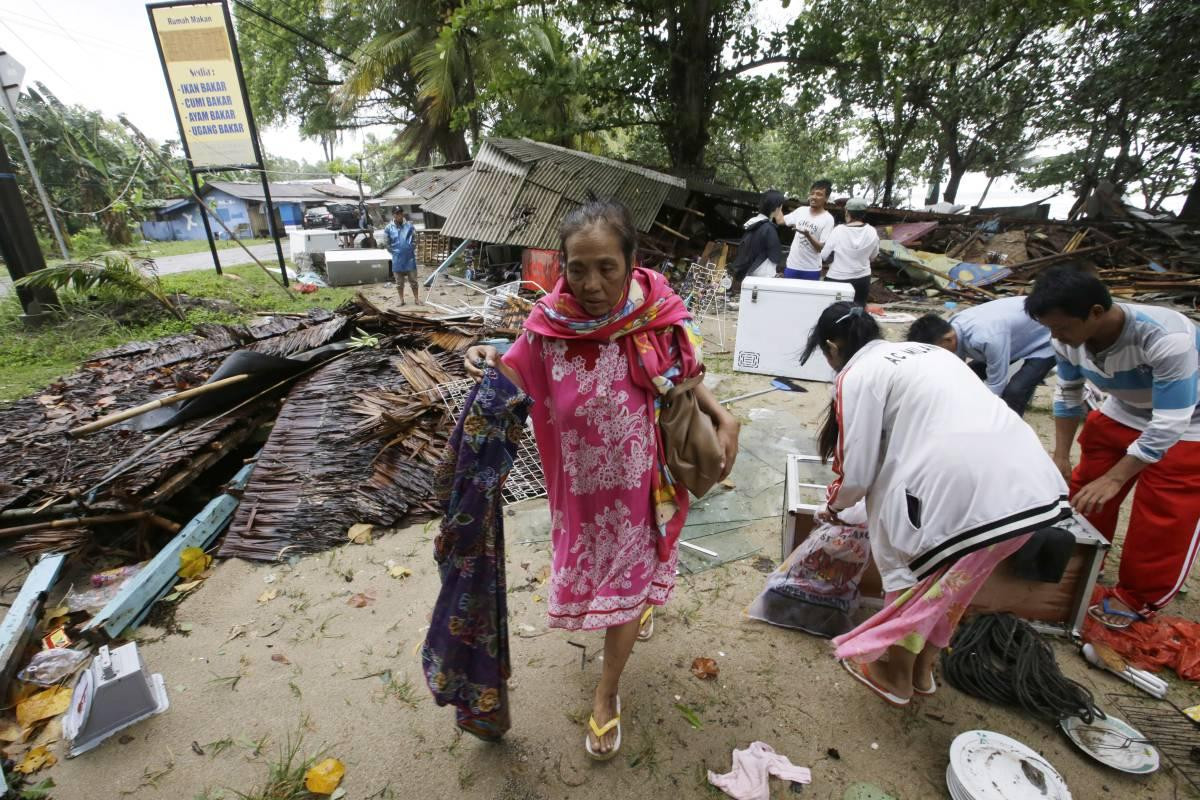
[1,2,1165,217]
[0,0,340,165]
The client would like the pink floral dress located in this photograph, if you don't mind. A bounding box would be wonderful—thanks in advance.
[504,332,677,630]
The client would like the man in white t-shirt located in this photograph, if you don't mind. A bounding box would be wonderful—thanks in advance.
[820,197,879,306]
[782,179,836,280]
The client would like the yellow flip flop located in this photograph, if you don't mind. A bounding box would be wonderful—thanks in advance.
[637,606,654,642]
[584,695,622,761]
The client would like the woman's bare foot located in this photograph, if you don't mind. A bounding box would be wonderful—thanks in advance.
[862,657,914,700]
[588,689,619,755]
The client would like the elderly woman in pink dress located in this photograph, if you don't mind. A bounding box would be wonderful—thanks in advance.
[465,199,739,760]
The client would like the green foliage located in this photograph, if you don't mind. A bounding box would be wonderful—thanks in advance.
[16,252,185,321]
[1017,0,1200,213]
[0,83,182,247]
[68,227,113,259]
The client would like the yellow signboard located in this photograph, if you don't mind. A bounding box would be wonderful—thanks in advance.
[149,2,257,169]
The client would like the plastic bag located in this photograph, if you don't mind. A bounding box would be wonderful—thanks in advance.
[18,648,90,686]
[63,563,145,612]
[747,501,871,638]
[1082,586,1200,681]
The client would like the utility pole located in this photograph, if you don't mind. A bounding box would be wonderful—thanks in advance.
[0,49,69,261]
[0,133,58,326]
[356,154,365,227]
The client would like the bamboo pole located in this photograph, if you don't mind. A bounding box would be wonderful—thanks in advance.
[69,374,249,437]
[0,511,154,540]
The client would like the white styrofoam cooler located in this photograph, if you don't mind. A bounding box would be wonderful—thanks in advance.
[288,229,340,260]
[734,277,854,382]
[324,249,391,286]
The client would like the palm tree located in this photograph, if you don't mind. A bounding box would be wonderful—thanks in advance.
[337,1,502,164]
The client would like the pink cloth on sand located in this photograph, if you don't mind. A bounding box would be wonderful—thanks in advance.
[707,741,812,800]
[833,533,1032,662]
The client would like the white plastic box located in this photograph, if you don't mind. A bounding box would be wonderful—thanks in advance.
[288,229,340,260]
[324,249,391,286]
[734,277,853,382]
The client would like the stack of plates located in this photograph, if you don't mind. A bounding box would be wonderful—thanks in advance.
[947,730,1072,799]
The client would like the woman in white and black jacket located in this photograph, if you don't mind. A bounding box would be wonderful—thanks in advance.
[801,302,1070,706]
[728,190,786,292]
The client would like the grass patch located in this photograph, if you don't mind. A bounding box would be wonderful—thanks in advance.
[130,237,275,259]
[0,263,357,404]
[224,728,327,800]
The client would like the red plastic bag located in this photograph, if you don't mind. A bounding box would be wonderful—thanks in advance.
[1082,586,1200,680]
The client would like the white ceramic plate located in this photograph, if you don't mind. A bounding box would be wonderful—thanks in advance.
[950,730,1072,800]
[946,763,971,800]
[1061,715,1160,774]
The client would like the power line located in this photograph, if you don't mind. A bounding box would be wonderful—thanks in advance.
[32,1,93,54]
[0,18,76,90]
[231,0,355,64]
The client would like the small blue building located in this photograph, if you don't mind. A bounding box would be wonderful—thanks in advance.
[140,181,358,241]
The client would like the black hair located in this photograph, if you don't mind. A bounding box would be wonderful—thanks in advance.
[759,189,786,217]
[392,207,406,217]
[558,197,638,271]
[800,302,883,462]
[1024,264,1112,321]
[907,313,954,344]
[810,179,833,197]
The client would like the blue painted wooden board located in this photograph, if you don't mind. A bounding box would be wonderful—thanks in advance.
[82,463,255,639]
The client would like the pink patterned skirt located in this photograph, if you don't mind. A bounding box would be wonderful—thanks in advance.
[833,534,1032,663]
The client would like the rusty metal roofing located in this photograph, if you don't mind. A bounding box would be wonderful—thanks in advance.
[375,166,473,208]
[439,138,690,248]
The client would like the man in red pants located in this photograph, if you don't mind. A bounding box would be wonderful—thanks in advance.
[1026,267,1200,628]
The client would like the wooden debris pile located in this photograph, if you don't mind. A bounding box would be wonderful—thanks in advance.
[218,346,467,561]
[861,205,1200,307]
[0,310,350,554]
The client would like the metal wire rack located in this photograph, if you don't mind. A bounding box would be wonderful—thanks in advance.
[1107,692,1200,791]
[436,379,547,505]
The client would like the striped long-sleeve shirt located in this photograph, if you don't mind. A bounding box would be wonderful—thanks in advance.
[1053,303,1200,463]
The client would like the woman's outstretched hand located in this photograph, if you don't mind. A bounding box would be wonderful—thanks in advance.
[464,345,500,382]
[715,414,740,482]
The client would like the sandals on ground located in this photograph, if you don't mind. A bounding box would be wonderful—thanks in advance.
[637,606,654,642]
[841,659,911,707]
[1088,596,1143,630]
[584,695,621,761]
[913,670,937,696]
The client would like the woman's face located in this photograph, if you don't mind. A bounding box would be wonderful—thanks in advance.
[563,223,630,318]
[824,339,846,371]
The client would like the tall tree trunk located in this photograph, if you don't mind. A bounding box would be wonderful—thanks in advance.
[1181,172,1200,222]
[943,165,966,204]
[663,1,717,177]
[882,150,900,207]
[976,174,998,209]
[924,145,945,205]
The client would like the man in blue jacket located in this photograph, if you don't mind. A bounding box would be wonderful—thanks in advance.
[908,296,1056,416]
[385,207,418,306]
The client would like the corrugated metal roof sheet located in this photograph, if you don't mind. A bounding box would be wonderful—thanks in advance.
[375,166,473,207]
[203,180,333,202]
[440,138,683,248]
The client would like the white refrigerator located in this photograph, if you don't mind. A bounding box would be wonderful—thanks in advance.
[733,277,854,382]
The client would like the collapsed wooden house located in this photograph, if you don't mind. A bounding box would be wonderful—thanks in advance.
[0,298,524,564]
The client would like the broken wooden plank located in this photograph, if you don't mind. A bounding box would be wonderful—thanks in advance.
[0,553,66,688]
[82,463,256,639]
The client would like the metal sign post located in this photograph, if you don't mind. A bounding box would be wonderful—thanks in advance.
[145,0,287,285]
[0,49,69,261]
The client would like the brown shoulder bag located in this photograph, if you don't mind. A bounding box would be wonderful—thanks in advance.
[658,370,725,498]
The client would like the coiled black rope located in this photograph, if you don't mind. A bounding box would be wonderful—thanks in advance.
[941,613,1105,723]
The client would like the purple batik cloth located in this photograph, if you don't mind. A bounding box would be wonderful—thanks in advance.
[421,368,530,740]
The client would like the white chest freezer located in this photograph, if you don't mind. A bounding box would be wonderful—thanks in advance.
[734,277,853,382]
[324,249,391,286]
[288,229,340,260]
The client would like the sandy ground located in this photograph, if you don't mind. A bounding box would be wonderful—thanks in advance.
[16,285,1200,799]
